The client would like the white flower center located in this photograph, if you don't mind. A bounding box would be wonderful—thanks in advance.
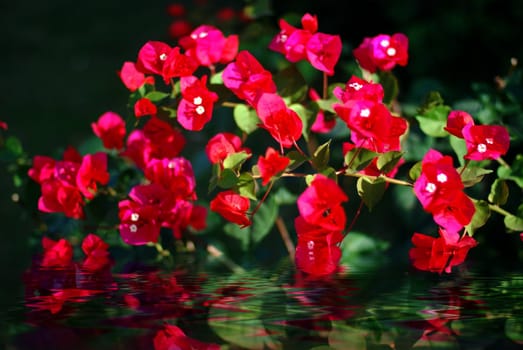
[486,138,494,144]
[380,39,390,47]
[159,53,167,61]
[129,224,138,233]
[198,32,208,39]
[131,213,139,221]
[425,182,436,193]
[168,161,175,169]
[360,108,371,117]
[349,82,363,91]
[195,106,205,115]
[436,173,448,183]
[477,143,487,153]
[193,96,202,105]
[307,240,314,250]
[386,47,397,56]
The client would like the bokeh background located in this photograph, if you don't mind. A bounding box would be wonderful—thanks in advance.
[2,0,523,310]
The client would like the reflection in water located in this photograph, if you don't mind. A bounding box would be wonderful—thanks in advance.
[7,256,523,349]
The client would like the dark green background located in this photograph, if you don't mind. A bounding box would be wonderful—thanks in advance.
[1,0,523,310]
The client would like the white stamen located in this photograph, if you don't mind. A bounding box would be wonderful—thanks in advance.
[198,32,208,39]
[380,39,390,47]
[436,173,448,183]
[425,182,436,193]
[386,47,396,56]
[193,96,202,105]
[191,33,198,40]
[360,108,371,117]
[129,224,138,233]
[159,53,167,61]
[307,240,314,250]
[168,161,175,169]
[131,213,139,221]
[477,144,487,153]
[195,106,205,115]
[349,82,363,91]
[486,138,494,144]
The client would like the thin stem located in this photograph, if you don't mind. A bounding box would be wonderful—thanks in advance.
[459,159,471,175]
[250,180,274,219]
[345,198,365,236]
[489,203,514,217]
[221,101,239,108]
[343,171,413,187]
[322,72,328,99]
[497,156,510,169]
[207,244,246,273]
[275,216,295,261]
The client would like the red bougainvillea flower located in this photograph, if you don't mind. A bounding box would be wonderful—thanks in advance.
[333,98,407,153]
[118,61,154,92]
[309,88,336,134]
[179,24,239,67]
[134,97,157,118]
[41,237,73,268]
[81,233,111,272]
[166,3,185,17]
[444,110,474,138]
[161,46,199,83]
[153,324,220,350]
[353,33,409,73]
[333,75,384,104]
[177,75,218,131]
[38,179,85,219]
[205,132,250,165]
[76,152,110,200]
[413,149,475,233]
[222,50,277,107]
[462,124,510,161]
[269,13,317,62]
[297,174,348,231]
[145,157,197,200]
[118,198,162,245]
[0,120,8,130]
[120,118,187,171]
[28,155,56,184]
[257,147,290,185]
[295,233,342,276]
[210,190,251,227]
[256,93,303,149]
[91,111,126,150]
[306,32,342,75]
[409,231,478,274]
[136,41,172,76]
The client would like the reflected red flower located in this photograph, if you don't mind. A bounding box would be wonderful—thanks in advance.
[81,233,111,272]
[154,324,220,350]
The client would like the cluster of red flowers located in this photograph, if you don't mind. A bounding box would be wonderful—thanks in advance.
[25,9,514,277]
[28,147,109,219]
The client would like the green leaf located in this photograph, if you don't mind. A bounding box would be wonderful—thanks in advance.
[217,168,239,189]
[272,187,297,205]
[376,151,403,174]
[286,150,309,171]
[315,98,337,114]
[328,321,367,350]
[449,135,467,166]
[233,104,260,135]
[378,70,399,105]
[5,136,23,156]
[466,200,491,235]
[289,103,311,141]
[489,179,509,205]
[273,64,308,101]
[312,139,331,171]
[144,91,169,102]
[223,151,251,171]
[504,215,523,232]
[251,197,278,245]
[236,172,257,200]
[320,167,338,181]
[344,148,377,172]
[340,231,390,272]
[408,161,422,181]
[356,176,386,211]
[497,154,523,188]
[458,166,493,187]
[415,105,451,137]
